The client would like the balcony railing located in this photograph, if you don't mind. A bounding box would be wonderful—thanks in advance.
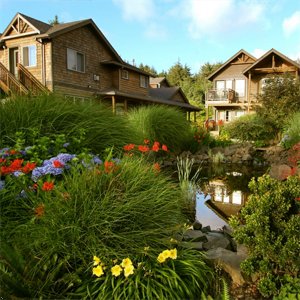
[206,88,235,103]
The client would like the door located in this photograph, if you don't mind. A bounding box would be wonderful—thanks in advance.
[9,48,19,78]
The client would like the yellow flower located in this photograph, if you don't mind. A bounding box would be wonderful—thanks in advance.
[93,255,101,266]
[170,238,178,244]
[111,264,123,277]
[169,248,177,260]
[144,246,150,251]
[92,265,104,277]
[157,250,171,263]
[124,264,135,277]
[121,257,133,268]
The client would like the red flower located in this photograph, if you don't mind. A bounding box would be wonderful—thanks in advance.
[22,162,36,174]
[123,144,135,151]
[32,183,38,190]
[138,145,150,153]
[295,197,300,201]
[152,142,160,152]
[53,160,64,168]
[0,158,6,164]
[144,139,150,145]
[153,162,161,173]
[10,159,23,170]
[162,144,168,152]
[42,181,54,191]
[34,204,45,218]
[104,161,115,174]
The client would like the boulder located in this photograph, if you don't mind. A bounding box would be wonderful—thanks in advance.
[205,247,247,286]
[203,232,232,251]
[182,229,208,242]
[269,164,292,180]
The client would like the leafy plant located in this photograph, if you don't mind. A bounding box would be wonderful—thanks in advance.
[127,105,192,153]
[229,175,300,298]
[223,113,276,144]
[281,111,300,149]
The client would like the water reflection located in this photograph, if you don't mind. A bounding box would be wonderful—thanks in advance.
[195,164,267,230]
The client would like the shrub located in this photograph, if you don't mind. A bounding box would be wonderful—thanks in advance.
[127,105,192,153]
[0,94,139,155]
[229,175,300,298]
[1,156,189,297]
[281,111,300,149]
[223,113,276,145]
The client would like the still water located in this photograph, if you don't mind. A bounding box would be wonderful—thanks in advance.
[194,163,268,230]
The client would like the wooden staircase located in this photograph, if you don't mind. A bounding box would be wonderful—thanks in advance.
[0,62,49,97]
[0,62,28,96]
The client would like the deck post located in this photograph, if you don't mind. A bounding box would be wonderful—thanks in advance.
[112,95,116,114]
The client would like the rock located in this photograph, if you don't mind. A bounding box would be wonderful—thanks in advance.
[201,225,211,233]
[193,220,202,230]
[205,247,247,286]
[182,229,208,242]
[269,164,292,180]
[203,232,232,251]
[181,241,204,251]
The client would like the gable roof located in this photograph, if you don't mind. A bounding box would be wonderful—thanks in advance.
[150,77,171,87]
[243,48,300,75]
[149,87,189,103]
[207,49,257,81]
[37,18,123,63]
[0,12,51,40]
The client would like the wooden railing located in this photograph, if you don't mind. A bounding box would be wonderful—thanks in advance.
[0,62,28,96]
[18,63,49,95]
[206,88,235,103]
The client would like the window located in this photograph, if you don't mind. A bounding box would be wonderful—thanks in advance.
[235,79,245,97]
[140,75,149,88]
[67,48,85,72]
[23,45,36,67]
[121,69,129,79]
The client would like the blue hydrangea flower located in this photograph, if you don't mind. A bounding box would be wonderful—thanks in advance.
[13,171,24,177]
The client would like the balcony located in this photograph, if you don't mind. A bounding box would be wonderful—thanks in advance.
[205,88,235,105]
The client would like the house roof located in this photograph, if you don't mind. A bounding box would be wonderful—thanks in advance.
[243,48,300,75]
[207,49,257,81]
[149,87,189,104]
[149,77,171,86]
[101,60,153,76]
[98,89,200,111]
[36,18,124,63]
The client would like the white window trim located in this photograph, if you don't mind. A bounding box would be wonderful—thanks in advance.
[22,45,37,67]
[121,69,129,79]
[67,48,85,73]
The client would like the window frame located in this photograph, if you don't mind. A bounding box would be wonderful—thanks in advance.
[140,75,149,88]
[235,79,245,97]
[22,45,37,67]
[121,69,129,80]
[67,48,85,73]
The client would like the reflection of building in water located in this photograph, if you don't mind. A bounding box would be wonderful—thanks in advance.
[205,179,247,221]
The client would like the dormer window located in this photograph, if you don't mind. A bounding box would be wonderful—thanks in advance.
[140,75,149,88]
[121,69,129,79]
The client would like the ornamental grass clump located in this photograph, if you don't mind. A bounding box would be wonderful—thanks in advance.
[0,94,139,154]
[127,105,192,153]
[1,156,192,298]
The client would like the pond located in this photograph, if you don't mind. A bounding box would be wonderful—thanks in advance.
[193,163,268,230]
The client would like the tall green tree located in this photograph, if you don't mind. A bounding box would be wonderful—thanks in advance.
[138,63,157,76]
[166,62,191,86]
[49,15,60,25]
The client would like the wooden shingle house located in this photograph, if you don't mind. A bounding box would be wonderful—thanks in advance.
[0,12,199,117]
[205,49,300,124]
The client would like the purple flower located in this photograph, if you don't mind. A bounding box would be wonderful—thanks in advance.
[0,180,5,190]
[13,171,24,177]
[63,143,70,148]
[93,155,103,165]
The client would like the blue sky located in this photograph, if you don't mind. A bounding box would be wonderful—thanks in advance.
[1,0,300,74]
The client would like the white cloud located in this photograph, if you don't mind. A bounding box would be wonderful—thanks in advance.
[252,48,268,58]
[179,0,266,39]
[283,11,300,36]
[112,0,155,22]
